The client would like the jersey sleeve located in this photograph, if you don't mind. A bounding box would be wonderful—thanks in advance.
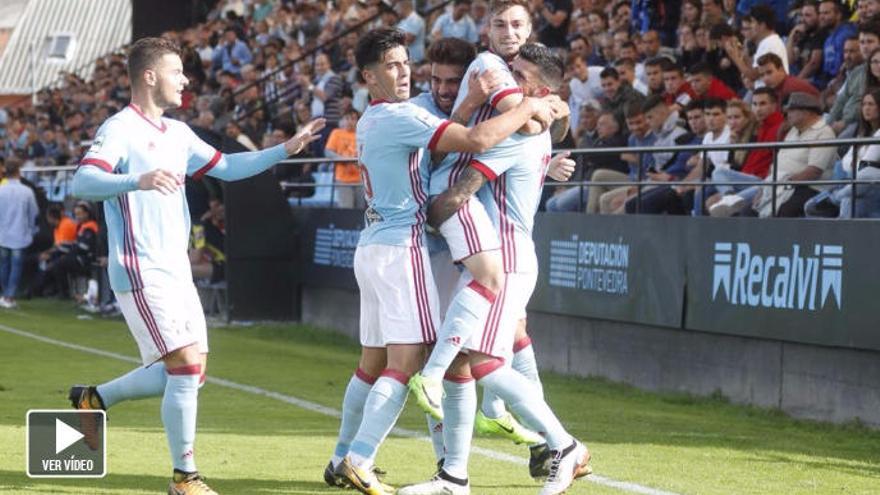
[469,136,520,179]
[185,125,222,179]
[480,54,522,109]
[79,119,128,172]
[397,103,452,151]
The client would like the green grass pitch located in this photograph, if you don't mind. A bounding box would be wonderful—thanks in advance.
[0,300,878,494]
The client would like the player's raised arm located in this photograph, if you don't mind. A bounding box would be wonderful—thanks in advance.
[433,96,552,154]
[194,118,325,182]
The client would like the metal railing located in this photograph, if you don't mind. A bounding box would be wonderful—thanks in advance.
[32,136,880,218]
[272,136,880,218]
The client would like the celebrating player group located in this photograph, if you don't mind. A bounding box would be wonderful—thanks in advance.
[64,0,586,494]
[325,1,590,494]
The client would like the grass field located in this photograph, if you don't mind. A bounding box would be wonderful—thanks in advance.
[0,300,879,495]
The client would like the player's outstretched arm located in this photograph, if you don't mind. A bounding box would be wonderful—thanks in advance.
[427,166,487,228]
[434,97,551,154]
[72,166,180,201]
[206,118,325,181]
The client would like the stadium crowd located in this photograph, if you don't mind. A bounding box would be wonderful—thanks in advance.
[5,0,880,306]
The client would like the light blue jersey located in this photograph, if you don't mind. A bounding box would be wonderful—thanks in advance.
[429,51,522,197]
[409,92,451,256]
[356,99,451,247]
[473,130,552,274]
[79,105,220,292]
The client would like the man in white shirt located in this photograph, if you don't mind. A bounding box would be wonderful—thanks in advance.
[567,55,603,125]
[724,5,788,86]
[431,0,479,43]
[397,0,427,63]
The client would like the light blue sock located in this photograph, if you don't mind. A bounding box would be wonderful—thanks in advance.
[512,339,543,397]
[442,377,476,480]
[426,415,445,462]
[161,367,200,473]
[480,389,507,419]
[423,282,494,379]
[349,371,409,468]
[96,363,167,408]
[477,366,571,450]
[332,370,374,466]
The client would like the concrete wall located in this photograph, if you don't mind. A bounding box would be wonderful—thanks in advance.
[300,286,880,427]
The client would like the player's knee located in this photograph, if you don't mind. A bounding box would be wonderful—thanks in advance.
[473,269,505,296]
[162,343,201,368]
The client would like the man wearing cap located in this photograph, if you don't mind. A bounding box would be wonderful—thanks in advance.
[710,92,836,217]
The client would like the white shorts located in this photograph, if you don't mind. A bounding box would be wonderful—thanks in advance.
[438,198,501,262]
[429,246,461,318]
[355,243,440,347]
[116,283,208,366]
[462,270,537,360]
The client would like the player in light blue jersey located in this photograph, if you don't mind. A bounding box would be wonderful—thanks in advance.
[326,28,555,495]
[404,43,590,495]
[66,37,324,495]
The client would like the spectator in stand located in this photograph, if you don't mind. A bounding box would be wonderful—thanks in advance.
[547,109,627,212]
[397,0,426,63]
[701,0,728,27]
[593,101,657,214]
[609,1,632,32]
[818,0,858,88]
[706,23,745,93]
[758,53,820,106]
[641,29,676,61]
[599,66,644,128]
[691,98,732,174]
[0,157,39,309]
[29,201,99,299]
[864,46,880,90]
[828,22,880,134]
[724,5,788,86]
[569,34,590,62]
[225,120,258,151]
[309,51,344,142]
[613,58,649,96]
[722,99,759,172]
[686,62,737,101]
[625,100,710,215]
[643,57,667,96]
[677,23,706,71]
[680,0,702,27]
[712,92,837,217]
[471,0,489,33]
[823,35,862,110]
[432,0,479,44]
[621,96,692,214]
[537,0,579,47]
[567,55,604,127]
[189,197,226,284]
[662,61,697,111]
[787,1,827,87]
[324,109,362,209]
[212,26,253,76]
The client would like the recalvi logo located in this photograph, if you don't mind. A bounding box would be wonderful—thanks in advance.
[712,242,843,310]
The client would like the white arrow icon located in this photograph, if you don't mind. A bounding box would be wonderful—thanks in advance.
[55,418,84,454]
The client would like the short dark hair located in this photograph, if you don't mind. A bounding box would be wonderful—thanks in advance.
[642,94,666,113]
[702,97,727,112]
[619,41,636,51]
[752,86,779,102]
[613,57,635,69]
[356,28,407,70]
[427,37,477,68]
[645,56,671,69]
[4,156,22,177]
[686,62,712,76]
[518,43,565,91]
[600,67,620,79]
[684,99,704,113]
[47,203,64,220]
[453,0,472,5]
[860,20,880,39]
[756,52,784,69]
[623,100,644,119]
[745,5,776,30]
[662,62,684,75]
[127,37,181,86]
[612,1,629,16]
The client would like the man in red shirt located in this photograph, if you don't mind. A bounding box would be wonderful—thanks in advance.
[686,63,737,101]
[757,52,820,105]
[707,87,784,213]
[661,61,698,112]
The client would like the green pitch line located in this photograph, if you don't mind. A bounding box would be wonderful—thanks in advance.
[0,300,879,494]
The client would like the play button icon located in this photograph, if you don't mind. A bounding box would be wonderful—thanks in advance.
[55,418,85,454]
[27,410,106,478]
